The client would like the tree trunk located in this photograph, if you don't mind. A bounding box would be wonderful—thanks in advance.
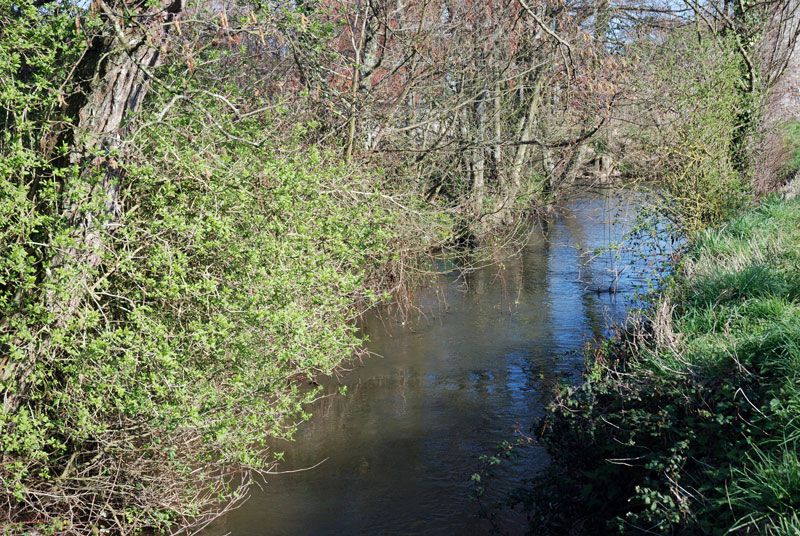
[2,0,183,414]
[471,92,487,216]
[506,76,545,209]
[757,0,800,193]
[492,79,503,187]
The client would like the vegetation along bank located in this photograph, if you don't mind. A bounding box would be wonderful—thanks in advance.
[533,197,800,534]
[2,0,800,533]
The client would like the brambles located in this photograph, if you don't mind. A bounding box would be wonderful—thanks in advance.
[540,198,800,534]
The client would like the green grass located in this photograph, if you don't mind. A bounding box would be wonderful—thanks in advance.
[541,197,800,534]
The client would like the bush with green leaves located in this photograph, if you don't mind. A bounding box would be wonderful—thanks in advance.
[620,32,751,232]
[1,92,403,532]
[0,0,459,529]
[0,5,417,527]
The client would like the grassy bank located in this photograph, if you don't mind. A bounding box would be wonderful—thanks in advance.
[539,197,800,534]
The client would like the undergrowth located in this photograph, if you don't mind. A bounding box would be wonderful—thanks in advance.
[535,197,800,534]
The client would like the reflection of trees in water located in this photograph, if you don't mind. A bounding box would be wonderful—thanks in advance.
[569,191,646,339]
[300,369,419,430]
[303,190,652,452]
[214,190,668,535]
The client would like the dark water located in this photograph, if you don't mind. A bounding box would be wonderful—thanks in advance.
[207,189,667,536]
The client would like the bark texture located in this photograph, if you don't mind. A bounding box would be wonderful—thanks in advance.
[2,0,184,414]
[756,0,800,193]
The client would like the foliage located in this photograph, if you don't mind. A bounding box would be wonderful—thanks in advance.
[1,92,404,533]
[620,32,751,232]
[0,3,443,531]
[539,197,800,534]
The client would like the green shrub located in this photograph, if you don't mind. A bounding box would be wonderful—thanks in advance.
[622,33,751,232]
[0,4,452,530]
[0,76,405,533]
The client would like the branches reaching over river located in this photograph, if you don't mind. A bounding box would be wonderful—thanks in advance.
[1,0,798,533]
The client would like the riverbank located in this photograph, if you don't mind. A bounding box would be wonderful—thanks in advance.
[536,197,800,533]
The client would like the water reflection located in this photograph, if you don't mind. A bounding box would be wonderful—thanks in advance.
[207,189,667,536]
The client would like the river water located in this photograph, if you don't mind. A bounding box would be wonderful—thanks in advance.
[207,189,666,536]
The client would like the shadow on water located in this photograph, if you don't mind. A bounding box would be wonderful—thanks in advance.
[205,188,672,536]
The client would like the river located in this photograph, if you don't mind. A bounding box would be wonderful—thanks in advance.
[207,188,667,536]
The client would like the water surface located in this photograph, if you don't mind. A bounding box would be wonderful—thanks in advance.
[208,189,665,536]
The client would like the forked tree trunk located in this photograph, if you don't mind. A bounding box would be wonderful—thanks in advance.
[471,92,487,216]
[505,76,545,208]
